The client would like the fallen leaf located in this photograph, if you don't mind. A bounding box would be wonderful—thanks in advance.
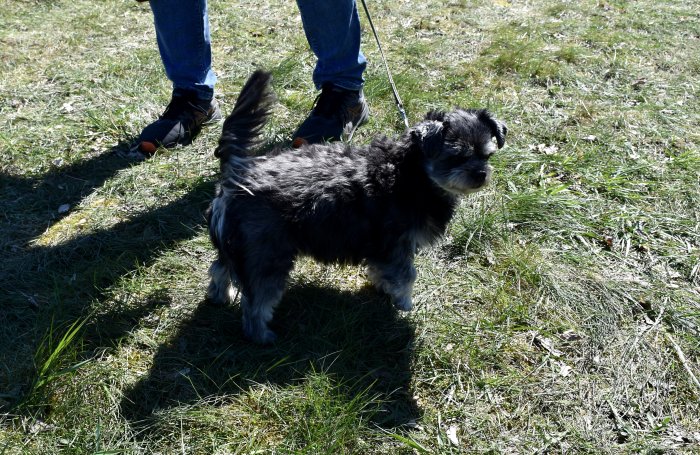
[631,78,647,89]
[603,235,613,250]
[29,419,56,434]
[559,363,572,377]
[405,419,424,431]
[534,333,564,357]
[484,248,496,266]
[531,143,559,155]
[560,329,582,342]
[446,425,459,446]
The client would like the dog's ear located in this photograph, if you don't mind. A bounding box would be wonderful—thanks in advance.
[478,110,507,149]
[411,120,445,157]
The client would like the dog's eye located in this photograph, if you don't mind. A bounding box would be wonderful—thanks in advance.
[446,142,472,156]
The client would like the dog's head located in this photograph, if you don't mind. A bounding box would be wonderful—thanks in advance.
[411,108,507,195]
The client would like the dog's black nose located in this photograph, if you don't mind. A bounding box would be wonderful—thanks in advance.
[472,170,488,187]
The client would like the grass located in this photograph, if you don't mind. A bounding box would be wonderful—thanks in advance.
[1,0,699,452]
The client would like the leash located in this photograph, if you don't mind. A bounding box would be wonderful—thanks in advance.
[359,0,410,130]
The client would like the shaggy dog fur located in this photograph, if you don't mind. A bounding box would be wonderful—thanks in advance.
[207,70,507,344]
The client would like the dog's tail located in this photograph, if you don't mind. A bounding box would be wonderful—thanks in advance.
[215,70,275,161]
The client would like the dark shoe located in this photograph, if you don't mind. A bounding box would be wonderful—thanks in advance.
[292,83,369,147]
[131,91,221,155]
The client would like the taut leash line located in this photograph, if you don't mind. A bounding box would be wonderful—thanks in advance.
[360,0,410,130]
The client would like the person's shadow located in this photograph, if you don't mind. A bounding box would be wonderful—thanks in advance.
[1,143,421,430]
[0,144,215,408]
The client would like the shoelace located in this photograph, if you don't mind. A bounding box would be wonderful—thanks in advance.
[161,96,208,121]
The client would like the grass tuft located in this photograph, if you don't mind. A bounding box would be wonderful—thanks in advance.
[18,316,90,412]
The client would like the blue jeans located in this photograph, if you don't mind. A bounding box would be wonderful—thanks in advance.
[149,0,367,101]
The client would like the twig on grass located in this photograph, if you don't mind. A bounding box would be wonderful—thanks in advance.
[606,399,631,443]
[636,300,700,396]
[663,331,700,396]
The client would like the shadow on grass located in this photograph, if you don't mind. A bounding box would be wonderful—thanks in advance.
[0,143,136,249]
[120,284,421,431]
[0,144,216,409]
[1,144,421,430]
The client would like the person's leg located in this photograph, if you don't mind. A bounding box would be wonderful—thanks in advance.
[131,0,220,154]
[292,0,369,145]
[296,0,366,90]
[150,0,216,100]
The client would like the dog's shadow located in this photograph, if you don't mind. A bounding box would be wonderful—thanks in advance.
[120,283,421,430]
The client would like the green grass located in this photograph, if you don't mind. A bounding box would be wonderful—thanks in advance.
[1,0,699,453]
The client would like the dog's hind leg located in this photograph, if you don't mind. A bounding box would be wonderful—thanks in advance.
[238,255,294,345]
[207,258,235,306]
[367,249,417,311]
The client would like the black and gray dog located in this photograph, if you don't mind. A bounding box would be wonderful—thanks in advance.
[207,70,506,344]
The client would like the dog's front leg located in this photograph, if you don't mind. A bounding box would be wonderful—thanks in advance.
[367,249,417,311]
[240,278,287,345]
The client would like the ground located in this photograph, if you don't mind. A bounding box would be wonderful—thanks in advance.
[1,0,699,453]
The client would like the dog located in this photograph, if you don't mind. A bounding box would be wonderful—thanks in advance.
[206,70,506,344]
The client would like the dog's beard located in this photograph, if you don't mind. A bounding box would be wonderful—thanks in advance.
[427,163,493,195]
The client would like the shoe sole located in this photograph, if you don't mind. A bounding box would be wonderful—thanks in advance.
[292,112,369,149]
[130,107,223,156]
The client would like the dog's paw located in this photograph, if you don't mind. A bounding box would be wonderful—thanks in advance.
[392,296,413,311]
[206,281,231,306]
[244,327,278,345]
[242,316,278,345]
